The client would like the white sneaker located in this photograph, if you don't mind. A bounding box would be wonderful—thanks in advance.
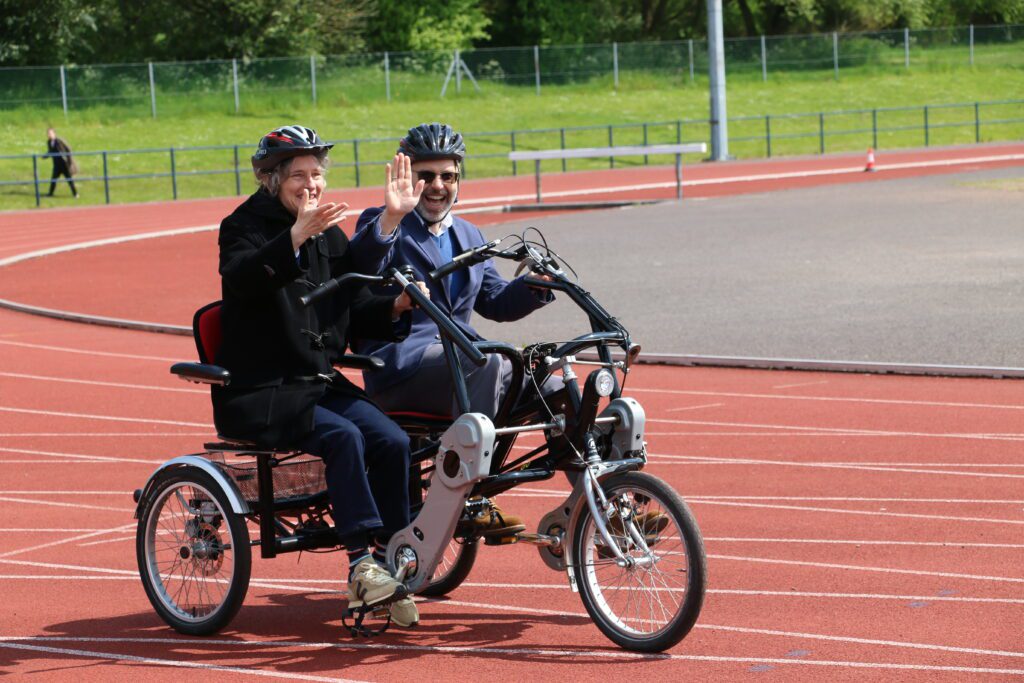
[348,557,402,607]
[390,596,419,628]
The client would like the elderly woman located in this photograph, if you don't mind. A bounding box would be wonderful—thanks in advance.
[213,125,420,627]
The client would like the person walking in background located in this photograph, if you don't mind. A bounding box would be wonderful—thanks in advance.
[46,127,78,198]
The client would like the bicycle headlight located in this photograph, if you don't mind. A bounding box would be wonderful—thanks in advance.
[594,368,615,397]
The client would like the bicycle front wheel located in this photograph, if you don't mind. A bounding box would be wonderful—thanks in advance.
[570,471,706,652]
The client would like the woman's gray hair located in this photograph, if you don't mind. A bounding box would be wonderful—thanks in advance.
[257,150,330,196]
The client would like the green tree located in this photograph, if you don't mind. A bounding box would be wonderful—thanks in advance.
[0,0,99,65]
[366,0,491,52]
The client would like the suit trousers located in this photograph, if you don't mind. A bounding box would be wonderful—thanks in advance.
[296,390,411,540]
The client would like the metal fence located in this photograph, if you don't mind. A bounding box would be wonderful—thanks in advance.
[2,24,1022,115]
[5,98,1021,207]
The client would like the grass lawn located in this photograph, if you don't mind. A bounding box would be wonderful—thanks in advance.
[2,58,1022,211]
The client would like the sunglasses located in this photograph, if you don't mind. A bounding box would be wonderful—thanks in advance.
[416,170,460,185]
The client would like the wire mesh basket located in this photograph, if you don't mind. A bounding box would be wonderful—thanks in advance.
[205,452,327,503]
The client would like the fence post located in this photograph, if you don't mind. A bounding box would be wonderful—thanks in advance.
[384,52,391,102]
[59,65,68,116]
[170,148,178,199]
[904,28,910,69]
[32,155,40,207]
[233,145,241,195]
[923,105,929,147]
[974,102,980,142]
[510,131,517,175]
[560,128,567,172]
[102,151,110,204]
[676,120,682,143]
[533,46,541,96]
[643,123,649,165]
[232,58,240,113]
[612,42,619,89]
[455,49,462,93]
[534,159,542,203]
[819,112,825,154]
[148,62,157,118]
[765,115,772,158]
[353,139,361,187]
[833,32,839,80]
[969,25,974,66]
[608,125,614,168]
[760,35,767,82]
[872,108,878,149]
[675,154,683,199]
[688,39,694,83]
[310,55,317,105]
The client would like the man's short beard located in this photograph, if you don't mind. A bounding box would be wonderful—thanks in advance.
[415,194,456,225]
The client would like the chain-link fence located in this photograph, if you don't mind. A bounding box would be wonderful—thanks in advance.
[2,25,1021,115]
[3,98,1021,209]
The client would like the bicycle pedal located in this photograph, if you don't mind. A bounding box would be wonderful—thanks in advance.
[484,533,519,546]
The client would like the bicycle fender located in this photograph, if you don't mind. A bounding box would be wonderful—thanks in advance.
[133,455,252,519]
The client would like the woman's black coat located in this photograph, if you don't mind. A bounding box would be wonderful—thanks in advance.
[212,190,407,447]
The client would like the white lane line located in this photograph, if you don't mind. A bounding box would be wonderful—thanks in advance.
[664,402,723,413]
[0,460,158,464]
[648,430,1024,438]
[691,500,1024,525]
[648,452,1024,479]
[0,406,209,428]
[0,641,368,683]
[649,417,1024,442]
[0,524,134,559]
[0,528,119,532]
[0,371,205,394]
[0,558,137,574]
[0,432,211,437]
[0,491,131,495]
[510,488,1024,505]
[709,553,1024,583]
[0,496,129,513]
[0,446,162,464]
[703,537,1024,549]
[0,339,183,362]
[629,386,1024,411]
[652,455,1024,468]
[8,634,1024,675]
[773,380,830,389]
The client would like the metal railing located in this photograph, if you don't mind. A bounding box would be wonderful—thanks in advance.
[1,24,1021,115]
[4,98,1022,207]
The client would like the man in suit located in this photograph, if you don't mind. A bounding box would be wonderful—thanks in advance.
[215,125,423,627]
[352,123,555,540]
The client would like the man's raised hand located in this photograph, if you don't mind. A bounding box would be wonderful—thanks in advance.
[381,153,424,235]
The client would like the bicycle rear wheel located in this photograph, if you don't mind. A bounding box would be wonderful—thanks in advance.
[570,471,706,652]
[136,466,251,635]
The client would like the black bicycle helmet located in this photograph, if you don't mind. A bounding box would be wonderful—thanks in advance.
[397,123,466,162]
[251,125,333,172]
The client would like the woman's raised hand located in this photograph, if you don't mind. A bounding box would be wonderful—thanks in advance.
[290,190,349,250]
[381,153,424,235]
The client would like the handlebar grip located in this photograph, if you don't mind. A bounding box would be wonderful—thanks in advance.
[299,279,339,307]
[428,258,464,282]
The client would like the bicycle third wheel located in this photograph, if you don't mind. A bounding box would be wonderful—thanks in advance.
[570,471,706,652]
[418,537,478,597]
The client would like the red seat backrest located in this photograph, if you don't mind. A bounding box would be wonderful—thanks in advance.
[193,301,223,364]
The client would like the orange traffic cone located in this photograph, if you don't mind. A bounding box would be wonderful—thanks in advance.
[864,148,876,172]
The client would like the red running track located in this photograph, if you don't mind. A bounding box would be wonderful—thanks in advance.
[0,144,1022,680]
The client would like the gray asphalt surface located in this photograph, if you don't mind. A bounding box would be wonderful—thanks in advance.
[472,165,1024,367]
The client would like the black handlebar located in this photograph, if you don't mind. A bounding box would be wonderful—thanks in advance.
[300,267,487,368]
[428,238,502,282]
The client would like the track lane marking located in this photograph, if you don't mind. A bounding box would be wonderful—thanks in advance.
[5,635,1024,674]
[632,386,1024,411]
[0,446,164,464]
[0,406,209,427]
[0,371,205,393]
[709,553,1024,582]
[649,417,1024,442]
[0,339,184,361]
[0,641,368,683]
[0,523,134,559]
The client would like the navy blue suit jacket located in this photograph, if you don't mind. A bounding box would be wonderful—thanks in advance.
[351,207,552,395]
